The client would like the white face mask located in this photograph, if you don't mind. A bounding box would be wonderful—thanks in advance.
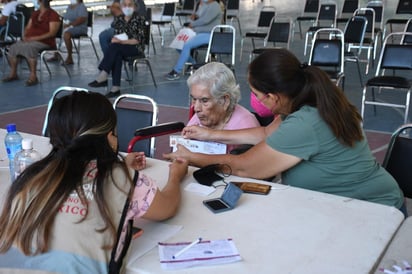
[121,7,134,17]
[32,0,40,10]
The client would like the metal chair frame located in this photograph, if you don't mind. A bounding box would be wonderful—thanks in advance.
[308,27,345,89]
[205,25,236,69]
[336,0,359,27]
[384,0,412,39]
[113,94,159,155]
[361,32,412,125]
[176,0,196,26]
[71,11,99,62]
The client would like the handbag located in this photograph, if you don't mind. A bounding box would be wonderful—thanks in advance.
[169,27,196,50]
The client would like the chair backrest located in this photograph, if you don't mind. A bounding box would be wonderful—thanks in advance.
[205,25,236,66]
[402,18,412,44]
[112,94,158,155]
[383,123,412,198]
[42,86,89,136]
[366,1,384,29]
[375,32,412,76]
[341,0,359,14]
[265,17,293,49]
[344,15,367,49]
[127,121,185,153]
[354,7,375,36]
[309,28,344,73]
[256,6,276,28]
[162,2,176,17]
[303,0,320,14]
[15,4,33,27]
[180,0,195,12]
[4,12,25,41]
[316,3,337,27]
[395,0,412,14]
[226,0,240,12]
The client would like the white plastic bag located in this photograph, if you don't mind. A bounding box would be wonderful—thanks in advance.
[169,28,196,50]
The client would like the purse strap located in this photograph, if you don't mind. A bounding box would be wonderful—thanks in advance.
[108,170,139,274]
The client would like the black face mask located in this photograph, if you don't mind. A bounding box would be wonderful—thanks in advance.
[193,164,223,186]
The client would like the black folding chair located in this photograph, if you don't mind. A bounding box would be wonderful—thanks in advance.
[226,0,242,35]
[308,28,345,89]
[175,0,196,26]
[71,11,99,62]
[304,3,337,56]
[384,0,412,38]
[152,2,176,47]
[249,17,293,62]
[336,0,359,27]
[401,18,412,44]
[383,123,412,198]
[295,0,320,39]
[112,94,158,155]
[361,32,412,125]
[239,6,275,61]
[0,12,25,71]
[123,8,157,89]
[343,15,368,86]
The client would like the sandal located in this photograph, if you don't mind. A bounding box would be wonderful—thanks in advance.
[64,59,74,65]
[25,78,39,86]
[2,76,19,82]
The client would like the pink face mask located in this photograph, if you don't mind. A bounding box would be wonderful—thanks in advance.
[250,93,273,118]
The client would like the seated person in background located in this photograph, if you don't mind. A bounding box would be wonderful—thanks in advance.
[88,0,146,98]
[186,62,260,153]
[1,0,60,86]
[99,0,146,55]
[164,49,407,217]
[165,0,222,81]
[0,91,188,273]
[0,0,18,35]
[48,0,88,65]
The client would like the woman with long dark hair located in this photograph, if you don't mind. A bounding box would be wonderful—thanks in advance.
[0,91,188,273]
[164,49,406,216]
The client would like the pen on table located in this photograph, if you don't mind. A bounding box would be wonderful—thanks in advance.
[172,237,202,259]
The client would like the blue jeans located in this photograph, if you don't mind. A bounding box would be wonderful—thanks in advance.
[173,32,211,73]
[99,27,115,55]
[98,43,140,86]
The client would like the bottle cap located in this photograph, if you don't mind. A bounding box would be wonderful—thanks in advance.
[22,139,33,150]
[6,124,17,133]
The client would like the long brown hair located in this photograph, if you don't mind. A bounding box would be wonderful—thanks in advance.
[248,49,363,146]
[0,91,131,255]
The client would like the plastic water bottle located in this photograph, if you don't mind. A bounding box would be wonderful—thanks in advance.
[4,124,23,182]
[14,138,41,180]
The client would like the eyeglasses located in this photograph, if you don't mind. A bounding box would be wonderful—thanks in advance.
[190,95,216,107]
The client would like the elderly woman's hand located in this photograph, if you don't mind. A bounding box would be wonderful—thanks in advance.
[163,144,193,162]
[182,125,212,141]
[125,152,146,170]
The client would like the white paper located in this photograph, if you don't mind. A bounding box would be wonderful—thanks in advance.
[126,219,182,268]
[185,182,216,196]
[170,135,227,154]
[158,239,242,270]
[114,32,128,41]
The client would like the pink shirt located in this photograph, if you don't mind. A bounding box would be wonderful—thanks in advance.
[187,104,260,152]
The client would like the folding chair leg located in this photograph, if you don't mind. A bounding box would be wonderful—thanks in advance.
[355,60,363,87]
[89,38,100,61]
[404,90,411,124]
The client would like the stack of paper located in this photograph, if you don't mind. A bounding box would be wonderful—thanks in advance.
[158,239,241,270]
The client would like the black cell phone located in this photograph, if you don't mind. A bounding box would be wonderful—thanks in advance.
[203,199,231,213]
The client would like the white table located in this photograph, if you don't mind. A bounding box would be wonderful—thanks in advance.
[373,216,412,273]
[0,129,405,274]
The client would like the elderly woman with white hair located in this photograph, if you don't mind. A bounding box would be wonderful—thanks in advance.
[187,62,260,153]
